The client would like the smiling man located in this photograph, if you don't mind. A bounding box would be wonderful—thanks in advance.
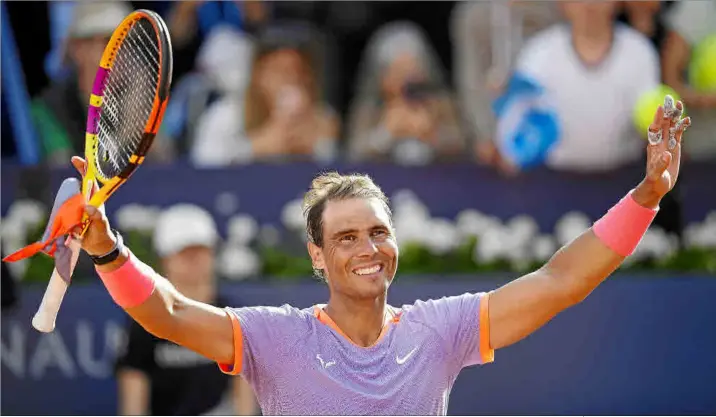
[70,98,689,415]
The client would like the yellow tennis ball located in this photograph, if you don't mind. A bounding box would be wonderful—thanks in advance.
[633,85,682,137]
[689,34,716,92]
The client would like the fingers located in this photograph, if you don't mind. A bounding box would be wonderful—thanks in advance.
[671,117,692,148]
[85,204,102,220]
[647,105,664,145]
[648,96,691,148]
[647,150,672,181]
[663,96,683,122]
[71,156,87,176]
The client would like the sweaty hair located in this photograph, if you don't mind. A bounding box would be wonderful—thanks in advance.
[302,172,392,278]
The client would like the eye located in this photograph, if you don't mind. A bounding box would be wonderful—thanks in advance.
[340,235,356,243]
[372,229,390,239]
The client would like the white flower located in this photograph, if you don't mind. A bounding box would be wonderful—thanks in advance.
[227,214,258,245]
[532,234,557,262]
[474,224,508,264]
[507,215,539,249]
[391,189,420,210]
[218,244,261,280]
[555,211,592,246]
[424,218,459,255]
[281,198,305,231]
[455,209,502,239]
[6,199,46,231]
[705,211,716,225]
[393,196,431,248]
[115,204,160,232]
[684,215,716,249]
[392,189,430,225]
[641,227,676,258]
[1,216,26,244]
[394,216,428,247]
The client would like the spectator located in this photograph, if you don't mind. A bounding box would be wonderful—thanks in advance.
[618,1,675,52]
[166,1,267,83]
[661,0,716,161]
[190,21,339,166]
[156,26,255,159]
[30,1,132,166]
[114,204,257,416]
[345,21,465,165]
[450,1,560,165]
[497,0,660,172]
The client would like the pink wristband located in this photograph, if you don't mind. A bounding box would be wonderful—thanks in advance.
[97,251,156,309]
[592,191,658,257]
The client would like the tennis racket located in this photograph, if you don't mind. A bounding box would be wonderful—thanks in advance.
[32,9,173,333]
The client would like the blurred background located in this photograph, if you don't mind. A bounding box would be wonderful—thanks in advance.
[1,0,715,415]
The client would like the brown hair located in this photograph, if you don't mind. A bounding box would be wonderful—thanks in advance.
[243,47,321,133]
[302,172,393,247]
[302,172,392,279]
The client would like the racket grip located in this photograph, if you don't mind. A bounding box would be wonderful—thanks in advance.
[32,239,82,333]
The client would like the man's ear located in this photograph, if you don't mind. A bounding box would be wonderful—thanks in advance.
[307,242,325,271]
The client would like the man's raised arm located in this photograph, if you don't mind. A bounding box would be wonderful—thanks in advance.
[487,99,691,351]
[71,158,235,366]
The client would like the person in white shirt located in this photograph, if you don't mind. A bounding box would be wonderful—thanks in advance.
[507,0,660,172]
[661,0,716,161]
[450,1,560,169]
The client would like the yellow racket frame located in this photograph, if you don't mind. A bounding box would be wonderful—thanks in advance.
[80,9,172,233]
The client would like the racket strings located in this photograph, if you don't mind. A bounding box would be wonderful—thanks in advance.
[96,18,160,180]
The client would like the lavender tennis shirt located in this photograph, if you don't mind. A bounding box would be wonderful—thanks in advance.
[218,292,494,415]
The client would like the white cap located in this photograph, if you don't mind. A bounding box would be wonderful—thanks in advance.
[153,204,219,257]
[68,1,132,39]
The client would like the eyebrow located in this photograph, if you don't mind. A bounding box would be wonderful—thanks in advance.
[331,225,389,239]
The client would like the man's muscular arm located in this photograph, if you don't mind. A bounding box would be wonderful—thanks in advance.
[72,158,235,366]
[486,100,691,351]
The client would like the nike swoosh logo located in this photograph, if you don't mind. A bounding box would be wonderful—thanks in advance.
[396,347,418,364]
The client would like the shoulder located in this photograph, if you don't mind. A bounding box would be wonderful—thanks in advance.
[523,24,570,52]
[613,24,660,66]
[615,24,658,54]
[397,293,486,325]
[517,24,570,71]
[227,304,315,329]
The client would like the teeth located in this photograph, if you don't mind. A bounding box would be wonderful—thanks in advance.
[354,265,381,275]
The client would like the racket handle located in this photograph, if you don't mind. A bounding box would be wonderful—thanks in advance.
[32,239,82,333]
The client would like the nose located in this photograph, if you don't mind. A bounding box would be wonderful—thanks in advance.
[355,236,379,258]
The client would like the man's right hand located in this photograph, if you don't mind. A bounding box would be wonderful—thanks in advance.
[68,161,237,370]
[69,156,118,257]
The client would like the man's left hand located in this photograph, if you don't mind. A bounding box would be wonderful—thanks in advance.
[632,95,691,209]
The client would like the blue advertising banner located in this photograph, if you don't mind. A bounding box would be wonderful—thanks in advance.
[3,160,716,233]
[2,277,716,415]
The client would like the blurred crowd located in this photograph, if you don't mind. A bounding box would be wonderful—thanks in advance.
[3,0,714,172]
[1,2,715,415]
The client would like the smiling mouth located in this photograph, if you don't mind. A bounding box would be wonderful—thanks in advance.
[352,263,384,276]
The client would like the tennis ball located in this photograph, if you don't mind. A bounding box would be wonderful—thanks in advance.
[633,85,682,136]
[689,34,716,92]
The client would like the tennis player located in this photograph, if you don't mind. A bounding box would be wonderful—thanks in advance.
[72,100,689,415]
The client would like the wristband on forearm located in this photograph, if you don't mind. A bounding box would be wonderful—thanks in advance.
[592,190,659,257]
[96,250,156,309]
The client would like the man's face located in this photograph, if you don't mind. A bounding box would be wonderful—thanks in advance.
[161,246,215,287]
[308,198,399,300]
